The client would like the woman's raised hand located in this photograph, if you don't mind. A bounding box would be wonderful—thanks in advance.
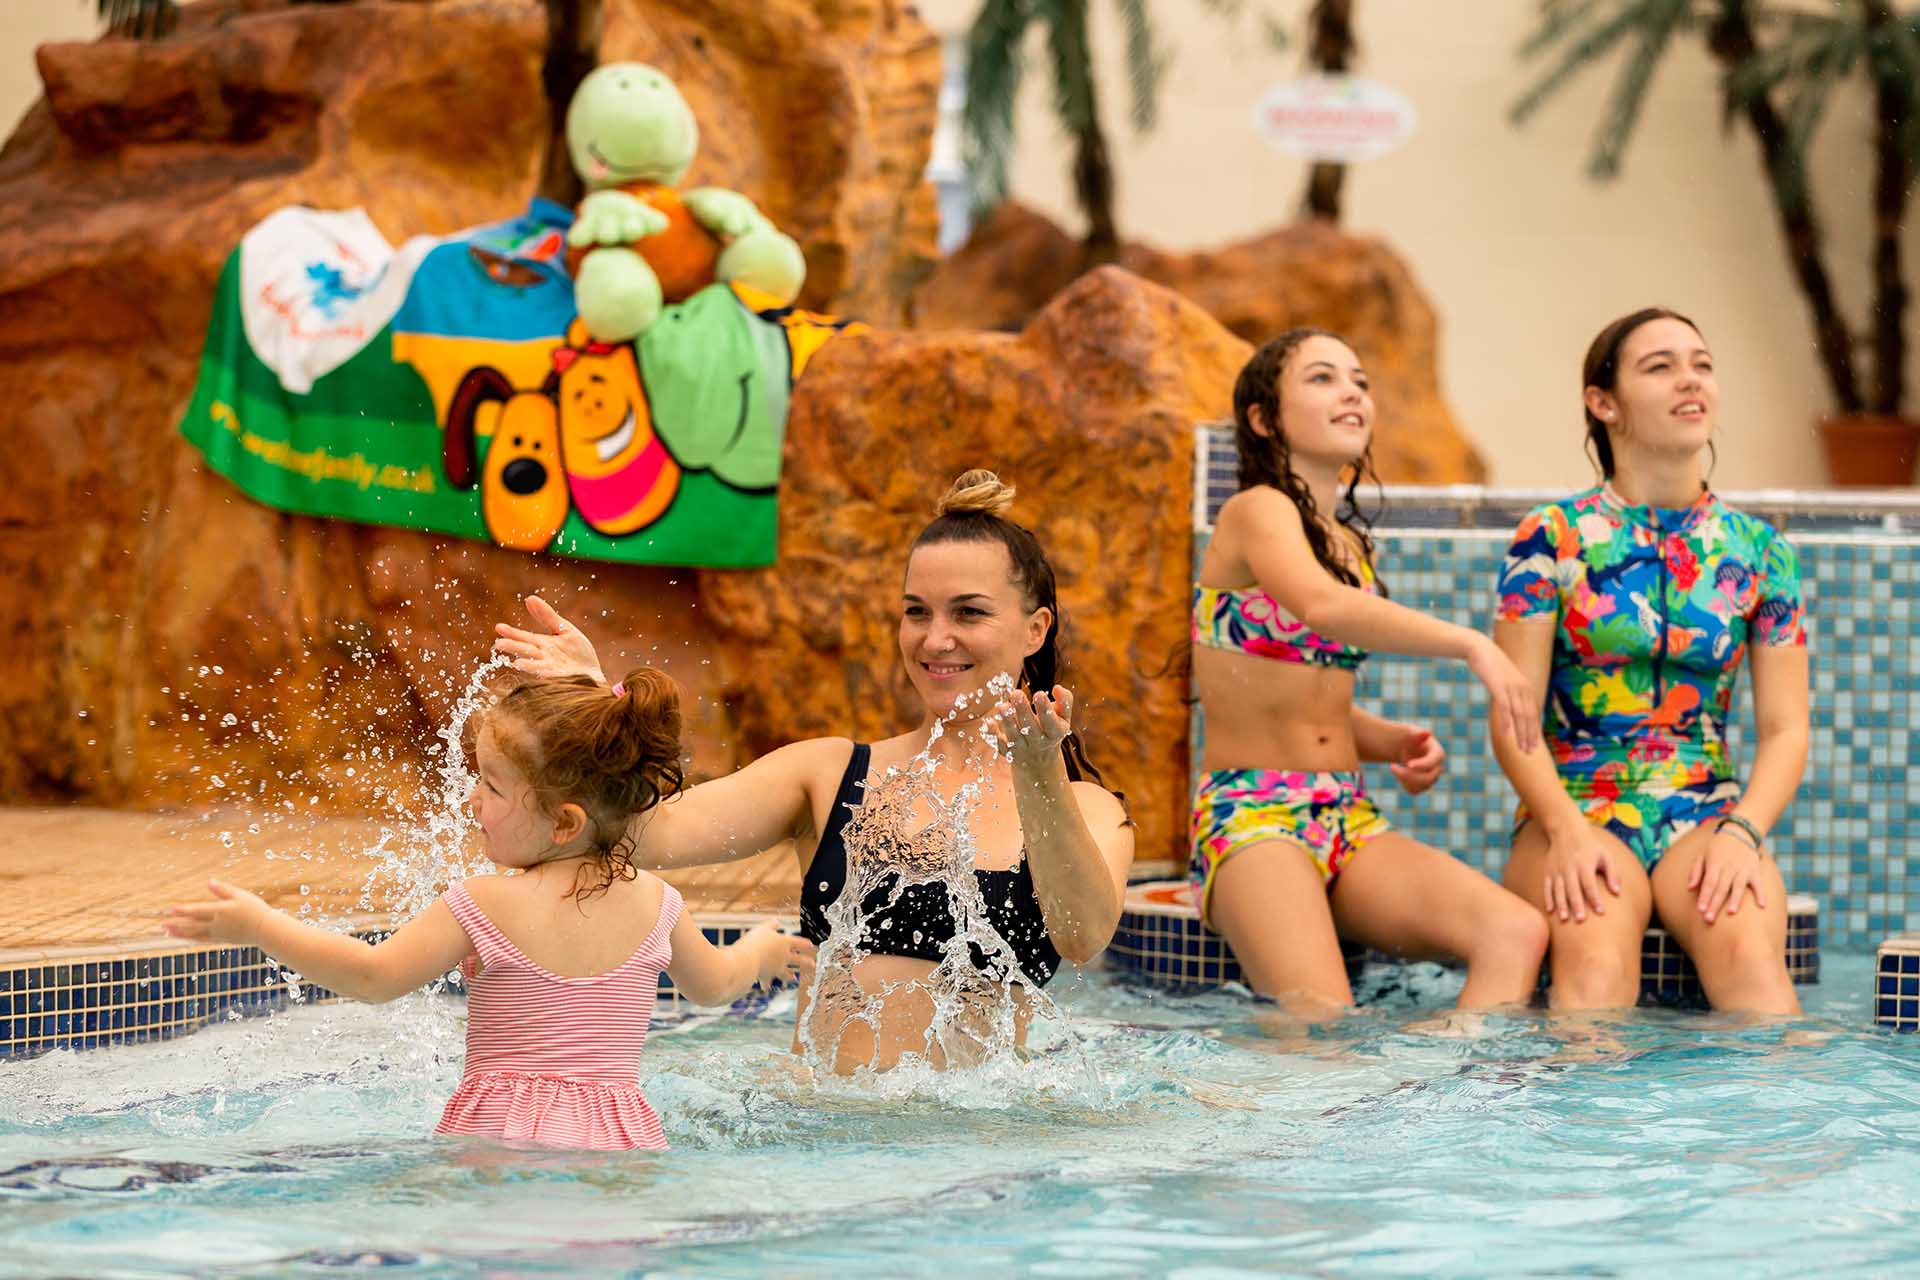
[983,685,1074,772]
[493,596,607,683]
[1466,635,1541,755]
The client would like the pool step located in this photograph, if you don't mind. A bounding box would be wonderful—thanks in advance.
[1876,935,1920,1032]
[1107,880,1821,1004]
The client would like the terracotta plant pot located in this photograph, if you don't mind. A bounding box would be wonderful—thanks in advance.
[1817,414,1920,486]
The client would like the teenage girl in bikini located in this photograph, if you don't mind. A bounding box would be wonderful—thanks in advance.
[1192,329,1549,1011]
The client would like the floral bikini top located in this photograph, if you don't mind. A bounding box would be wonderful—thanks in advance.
[1192,546,1378,671]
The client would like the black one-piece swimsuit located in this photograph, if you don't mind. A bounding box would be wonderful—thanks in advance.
[797,744,1062,987]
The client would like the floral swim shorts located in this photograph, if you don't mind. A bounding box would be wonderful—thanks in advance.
[1188,769,1390,925]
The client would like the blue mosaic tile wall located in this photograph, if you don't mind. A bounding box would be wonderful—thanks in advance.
[1194,431,1919,950]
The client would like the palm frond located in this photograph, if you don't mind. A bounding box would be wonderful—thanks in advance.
[959,0,1294,217]
[961,0,1033,208]
[1518,0,1605,60]
[1781,24,1865,179]
[1032,0,1097,134]
[1584,0,1693,179]
[1510,0,1671,128]
[1728,12,1867,209]
[94,0,177,38]
[1112,0,1168,133]
[1727,12,1856,104]
[1194,0,1289,52]
[1870,11,1920,172]
[1261,12,1291,53]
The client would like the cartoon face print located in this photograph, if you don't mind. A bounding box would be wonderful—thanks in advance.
[550,320,681,535]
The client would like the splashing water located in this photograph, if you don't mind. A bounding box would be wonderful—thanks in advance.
[796,674,1105,1102]
[165,640,1105,1102]
[348,654,513,935]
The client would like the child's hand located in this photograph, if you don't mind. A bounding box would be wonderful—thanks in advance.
[165,878,272,946]
[1388,726,1446,796]
[746,921,815,989]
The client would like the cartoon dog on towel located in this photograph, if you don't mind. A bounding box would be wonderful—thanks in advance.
[442,371,569,553]
[442,320,682,552]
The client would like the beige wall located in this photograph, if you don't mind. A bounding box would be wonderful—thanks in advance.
[920,0,1920,489]
[3,0,101,137]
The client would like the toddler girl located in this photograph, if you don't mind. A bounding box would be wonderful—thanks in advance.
[167,668,812,1150]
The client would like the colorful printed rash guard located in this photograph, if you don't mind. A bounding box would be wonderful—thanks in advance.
[1495,485,1806,867]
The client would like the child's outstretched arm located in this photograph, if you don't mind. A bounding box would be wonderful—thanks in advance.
[665,914,814,1007]
[167,879,472,1004]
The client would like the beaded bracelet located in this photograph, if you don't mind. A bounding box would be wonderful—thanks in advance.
[1715,813,1766,854]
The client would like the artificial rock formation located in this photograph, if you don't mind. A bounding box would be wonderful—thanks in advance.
[913,201,1487,482]
[0,0,1221,895]
[0,0,935,807]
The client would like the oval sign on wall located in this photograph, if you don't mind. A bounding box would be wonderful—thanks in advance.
[1253,74,1418,163]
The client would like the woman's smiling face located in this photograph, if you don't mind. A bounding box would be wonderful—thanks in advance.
[899,539,1051,720]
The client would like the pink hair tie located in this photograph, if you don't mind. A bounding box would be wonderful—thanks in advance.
[610,682,625,698]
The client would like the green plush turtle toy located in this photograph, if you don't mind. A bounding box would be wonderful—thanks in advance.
[564,63,806,342]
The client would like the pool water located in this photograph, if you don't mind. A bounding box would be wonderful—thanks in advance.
[3,955,1916,1278]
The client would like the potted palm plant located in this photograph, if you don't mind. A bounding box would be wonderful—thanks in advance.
[1512,1,1920,486]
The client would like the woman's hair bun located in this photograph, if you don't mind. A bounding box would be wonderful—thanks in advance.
[936,469,1015,519]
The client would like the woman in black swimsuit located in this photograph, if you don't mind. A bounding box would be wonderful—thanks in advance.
[493,470,1135,1072]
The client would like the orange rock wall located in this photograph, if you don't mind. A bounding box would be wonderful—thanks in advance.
[0,0,939,820]
[912,201,1487,483]
[0,0,1221,875]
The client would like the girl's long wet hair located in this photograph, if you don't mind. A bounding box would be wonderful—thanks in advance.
[1230,328,1385,592]
[911,470,1124,812]
[465,667,685,902]
[1581,306,1708,481]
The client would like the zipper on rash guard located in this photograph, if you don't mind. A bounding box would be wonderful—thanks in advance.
[1652,520,1670,707]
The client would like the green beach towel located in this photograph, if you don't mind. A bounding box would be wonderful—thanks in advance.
[179,203,860,568]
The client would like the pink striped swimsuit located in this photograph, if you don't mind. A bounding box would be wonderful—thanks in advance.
[436,880,680,1151]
